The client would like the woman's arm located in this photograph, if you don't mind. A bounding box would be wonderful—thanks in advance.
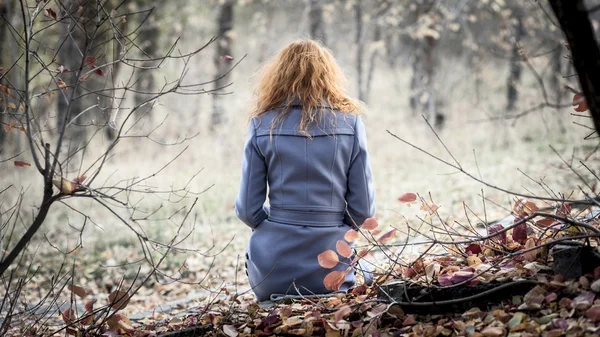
[344,116,376,227]
[235,119,268,228]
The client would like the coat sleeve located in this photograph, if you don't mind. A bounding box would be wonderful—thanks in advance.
[235,119,269,229]
[344,116,376,228]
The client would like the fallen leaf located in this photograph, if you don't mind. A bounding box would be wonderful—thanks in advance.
[488,223,507,243]
[107,290,131,311]
[67,284,87,298]
[223,325,238,337]
[335,240,352,258]
[467,255,482,266]
[362,218,378,230]
[398,193,417,203]
[14,161,31,168]
[512,221,528,245]
[334,305,351,322]
[318,250,339,269]
[585,305,600,322]
[481,326,505,337]
[573,291,596,310]
[107,313,134,333]
[402,315,416,326]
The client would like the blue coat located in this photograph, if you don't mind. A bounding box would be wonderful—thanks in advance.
[235,105,376,301]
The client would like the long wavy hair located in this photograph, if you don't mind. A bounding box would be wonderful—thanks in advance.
[250,39,362,135]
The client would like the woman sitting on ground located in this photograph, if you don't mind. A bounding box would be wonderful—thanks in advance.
[235,39,376,302]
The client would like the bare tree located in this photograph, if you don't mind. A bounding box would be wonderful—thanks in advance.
[505,13,524,112]
[0,0,236,333]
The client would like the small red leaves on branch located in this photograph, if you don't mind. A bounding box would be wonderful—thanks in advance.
[377,228,397,243]
[535,218,555,227]
[420,202,439,214]
[465,243,482,255]
[74,175,87,184]
[61,307,75,324]
[14,161,31,168]
[573,93,588,112]
[556,203,572,217]
[3,120,16,133]
[513,199,538,217]
[323,269,348,291]
[84,299,95,313]
[44,8,57,20]
[67,284,87,298]
[85,56,105,76]
[398,192,417,203]
[221,55,234,61]
[336,240,352,258]
[56,78,68,91]
[362,218,379,230]
[108,290,131,311]
[317,250,339,269]
[344,229,359,242]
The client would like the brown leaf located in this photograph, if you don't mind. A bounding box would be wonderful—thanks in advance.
[465,243,482,255]
[481,326,505,337]
[14,161,31,168]
[398,193,417,203]
[535,217,555,227]
[420,202,439,214]
[377,228,397,243]
[85,56,96,66]
[323,269,348,291]
[0,84,9,96]
[44,8,57,20]
[92,67,105,76]
[317,250,339,269]
[61,307,76,324]
[52,178,75,194]
[57,78,68,91]
[573,93,588,112]
[7,102,16,110]
[467,255,482,266]
[334,305,351,322]
[107,313,134,333]
[402,315,416,326]
[335,240,352,258]
[586,306,600,322]
[107,290,131,311]
[84,299,95,313]
[344,229,359,242]
[512,221,528,245]
[67,284,87,298]
[514,199,538,216]
[362,218,378,230]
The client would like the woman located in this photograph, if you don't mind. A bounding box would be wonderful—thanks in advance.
[235,39,375,302]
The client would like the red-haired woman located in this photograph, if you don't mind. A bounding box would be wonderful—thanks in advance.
[235,39,375,302]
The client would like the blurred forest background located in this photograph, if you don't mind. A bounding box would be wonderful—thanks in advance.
[1,0,600,323]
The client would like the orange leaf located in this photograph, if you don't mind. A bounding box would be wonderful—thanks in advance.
[420,202,439,214]
[573,93,588,112]
[336,240,352,258]
[57,78,68,91]
[67,284,87,298]
[344,229,359,242]
[323,269,348,291]
[398,193,417,203]
[317,250,339,269]
[14,161,31,168]
[377,229,397,243]
[362,218,379,230]
[108,290,131,311]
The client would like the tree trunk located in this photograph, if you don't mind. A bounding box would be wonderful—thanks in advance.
[365,24,382,104]
[548,0,600,137]
[355,2,365,102]
[0,1,10,151]
[506,17,524,111]
[133,1,159,125]
[309,0,326,44]
[211,0,235,129]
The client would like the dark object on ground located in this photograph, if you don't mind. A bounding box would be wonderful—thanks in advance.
[377,279,537,315]
[157,325,212,337]
[552,240,600,280]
